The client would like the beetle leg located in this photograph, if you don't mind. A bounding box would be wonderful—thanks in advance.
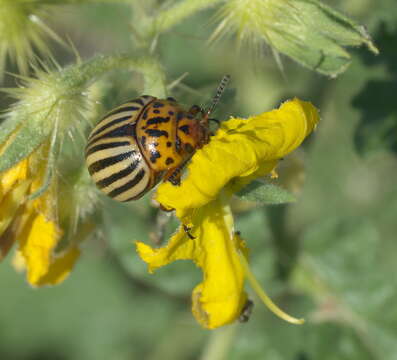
[208,118,220,136]
[163,166,183,186]
[183,224,196,239]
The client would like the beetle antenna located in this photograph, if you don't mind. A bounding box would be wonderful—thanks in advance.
[205,75,230,117]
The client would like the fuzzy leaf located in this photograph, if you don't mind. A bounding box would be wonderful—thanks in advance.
[216,0,378,77]
[237,181,296,205]
[269,0,379,77]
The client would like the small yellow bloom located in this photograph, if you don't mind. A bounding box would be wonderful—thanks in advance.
[0,59,100,286]
[0,141,82,286]
[136,98,319,329]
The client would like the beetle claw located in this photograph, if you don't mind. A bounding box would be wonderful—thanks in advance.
[183,224,195,239]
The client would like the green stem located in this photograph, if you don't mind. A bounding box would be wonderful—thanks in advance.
[200,324,238,360]
[61,54,167,97]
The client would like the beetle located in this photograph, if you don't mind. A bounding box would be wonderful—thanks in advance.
[85,75,230,202]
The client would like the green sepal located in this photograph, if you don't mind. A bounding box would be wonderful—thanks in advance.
[27,127,58,201]
[237,180,296,205]
[0,119,50,172]
[0,115,24,146]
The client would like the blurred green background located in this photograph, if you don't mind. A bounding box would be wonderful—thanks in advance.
[1,0,397,359]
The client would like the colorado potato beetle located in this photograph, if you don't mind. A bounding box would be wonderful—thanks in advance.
[85,75,230,201]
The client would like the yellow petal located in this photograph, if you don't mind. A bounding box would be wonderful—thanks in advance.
[0,158,29,197]
[156,98,319,219]
[19,212,62,286]
[34,246,81,286]
[137,199,247,329]
[0,158,30,237]
[16,166,65,286]
[0,159,31,258]
[0,180,30,236]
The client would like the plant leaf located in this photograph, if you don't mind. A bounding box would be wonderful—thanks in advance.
[237,181,296,205]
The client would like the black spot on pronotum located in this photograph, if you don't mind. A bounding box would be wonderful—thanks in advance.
[153,109,160,114]
[168,111,174,116]
[144,129,169,138]
[152,102,165,108]
[166,141,172,147]
[150,150,161,163]
[179,125,190,135]
[165,157,174,165]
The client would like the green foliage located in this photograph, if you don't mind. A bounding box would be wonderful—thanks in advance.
[0,0,396,359]
[212,0,377,77]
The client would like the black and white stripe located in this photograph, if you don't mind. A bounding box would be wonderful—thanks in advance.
[85,96,156,201]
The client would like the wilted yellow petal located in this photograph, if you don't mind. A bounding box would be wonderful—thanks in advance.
[156,98,318,219]
[0,158,28,197]
[0,158,31,258]
[0,160,30,235]
[19,212,62,286]
[137,199,248,329]
[35,246,81,286]
[0,180,30,236]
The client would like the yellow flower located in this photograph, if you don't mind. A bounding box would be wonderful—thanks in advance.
[136,98,319,329]
[0,56,103,285]
[0,140,82,286]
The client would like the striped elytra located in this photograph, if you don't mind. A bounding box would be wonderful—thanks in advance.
[85,76,230,202]
[86,96,157,201]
